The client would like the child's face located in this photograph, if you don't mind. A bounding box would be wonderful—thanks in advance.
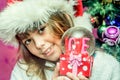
[22,26,62,61]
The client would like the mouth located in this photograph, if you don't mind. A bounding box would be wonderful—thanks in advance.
[43,45,54,56]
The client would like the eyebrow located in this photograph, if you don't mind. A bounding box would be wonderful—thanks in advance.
[25,32,30,37]
[17,32,30,40]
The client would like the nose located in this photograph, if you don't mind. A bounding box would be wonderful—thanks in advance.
[34,36,45,49]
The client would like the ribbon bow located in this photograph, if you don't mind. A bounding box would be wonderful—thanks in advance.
[69,53,82,76]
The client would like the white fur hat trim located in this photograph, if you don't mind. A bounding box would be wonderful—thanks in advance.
[0,0,93,47]
[0,0,76,47]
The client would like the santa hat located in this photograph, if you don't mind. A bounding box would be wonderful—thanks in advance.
[0,0,92,47]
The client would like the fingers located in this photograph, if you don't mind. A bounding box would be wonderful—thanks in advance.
[77,74,89,80]
[66,72,79,80]
[52,63,71,80]
[66,72,89,80]
[56,76,71,80]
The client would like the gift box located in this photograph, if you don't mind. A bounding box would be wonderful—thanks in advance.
[60,37,93,77]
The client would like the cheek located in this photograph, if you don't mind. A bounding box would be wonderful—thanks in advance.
[27,46,39,55]
[29,48,44,58]
[50,38,61,48]
[49,35,61,45]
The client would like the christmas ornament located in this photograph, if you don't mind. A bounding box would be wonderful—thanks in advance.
[102,26,120,46]
[97,21,108,41]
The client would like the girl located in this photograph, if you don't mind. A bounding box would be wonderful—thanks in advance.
[0,0,119,80]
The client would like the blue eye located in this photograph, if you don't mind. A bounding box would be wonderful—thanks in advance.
[25,39,31,45]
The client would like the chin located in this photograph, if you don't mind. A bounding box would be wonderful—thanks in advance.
[50,58,59,62]
[49,56,60,62]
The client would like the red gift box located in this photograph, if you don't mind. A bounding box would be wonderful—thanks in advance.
[60,37,93,77]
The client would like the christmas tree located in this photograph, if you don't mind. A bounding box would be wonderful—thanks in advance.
[82,0,120,62]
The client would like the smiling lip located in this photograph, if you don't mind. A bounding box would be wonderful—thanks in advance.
[43,45,54,56]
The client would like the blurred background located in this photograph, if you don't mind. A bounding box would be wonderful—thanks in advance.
[0,0,120,80]
[0,0,18,80]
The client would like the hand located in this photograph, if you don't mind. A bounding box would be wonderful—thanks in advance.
[78,74,89,80]
[66,72,89,80]
[52,62,70,80]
